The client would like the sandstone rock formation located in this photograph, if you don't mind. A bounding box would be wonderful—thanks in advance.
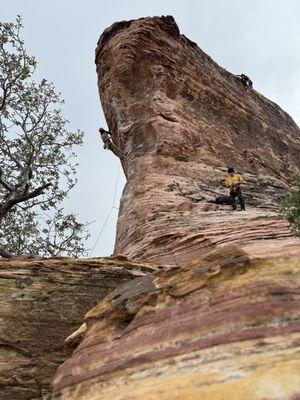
[52,16,300,400]
[0,257,153,399]
[96,15,300,266]
[53,240,300,400]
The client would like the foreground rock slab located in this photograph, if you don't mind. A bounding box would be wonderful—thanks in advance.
[52,239,300,399]
[52,15,300,400]
[0,257,153,400]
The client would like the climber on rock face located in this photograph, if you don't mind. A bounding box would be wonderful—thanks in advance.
[225,167,246,211]
[237,74,253,89]
[99,127,123,158]
[99,127,113,149]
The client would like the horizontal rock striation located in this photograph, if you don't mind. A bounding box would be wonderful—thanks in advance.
[52,15,300,400]
[95,15,300,266]
[52,239,300,399]
[0,257,153,400]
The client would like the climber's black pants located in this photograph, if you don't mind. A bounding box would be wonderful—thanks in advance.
[230,187,245,210]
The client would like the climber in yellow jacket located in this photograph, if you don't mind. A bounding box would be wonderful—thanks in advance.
[225,168,246,211]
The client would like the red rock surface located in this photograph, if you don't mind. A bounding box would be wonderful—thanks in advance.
[0,257,152,400]
[96,15,300,266]
[52,16,300,400]
[52,240,300,400]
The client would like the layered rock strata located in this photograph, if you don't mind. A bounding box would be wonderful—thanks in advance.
[52,15,300,400]
[0,257,153,400]
[95,15,300,266]
[53,239,300,399]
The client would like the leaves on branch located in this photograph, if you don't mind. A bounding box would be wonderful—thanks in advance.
[0,17,89,258]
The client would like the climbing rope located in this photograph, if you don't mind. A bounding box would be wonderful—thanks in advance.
[89,162,121,257]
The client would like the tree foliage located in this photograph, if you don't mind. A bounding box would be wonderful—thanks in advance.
[0,16,89,258]
[281,175,300,237]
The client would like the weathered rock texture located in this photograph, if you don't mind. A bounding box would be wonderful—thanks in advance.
[0,257,152,400]
[52,16,300,400]
[53,240,300,400]
[96,15,300,266]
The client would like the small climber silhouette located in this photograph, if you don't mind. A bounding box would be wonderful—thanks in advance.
[99,127,123,157]
[236,74,253,89]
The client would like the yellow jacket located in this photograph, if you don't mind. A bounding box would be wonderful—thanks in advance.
[225,174,243,191]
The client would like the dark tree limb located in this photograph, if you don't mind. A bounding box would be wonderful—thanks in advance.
[0,182,51,219]
[0,246,13,258]
[0,176,13,191]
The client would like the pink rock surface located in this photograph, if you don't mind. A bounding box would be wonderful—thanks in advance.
[95,16,300,266]
[52,16,300,400]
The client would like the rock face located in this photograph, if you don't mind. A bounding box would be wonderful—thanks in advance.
[96,15,300,266]
[0,257,152,400]
[52,16,300,400]
[53,240,300,400]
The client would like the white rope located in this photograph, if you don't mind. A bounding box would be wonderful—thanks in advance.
[112,160,120,205]
[89,162,121,257]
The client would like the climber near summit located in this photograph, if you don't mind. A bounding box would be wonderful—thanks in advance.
[99,127,123,157]
[225,168,246,211]
[236,74,253,89]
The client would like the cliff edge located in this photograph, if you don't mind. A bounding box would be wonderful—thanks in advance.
[52,16,300,400]
[96,16,299,266]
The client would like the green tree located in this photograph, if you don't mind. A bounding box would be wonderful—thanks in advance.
[0,16,89,258]
[281,175,300,236]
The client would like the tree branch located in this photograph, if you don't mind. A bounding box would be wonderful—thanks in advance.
[0,142,23,169]
[0,182,51,219]
[0,246,14,258]
[0,176,13,191]
[0,84,8,113]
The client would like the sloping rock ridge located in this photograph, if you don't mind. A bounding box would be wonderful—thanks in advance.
[52,15,300,400]
[0,257,153,400]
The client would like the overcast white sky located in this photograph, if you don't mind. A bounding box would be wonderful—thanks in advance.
[2,0,300,257]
